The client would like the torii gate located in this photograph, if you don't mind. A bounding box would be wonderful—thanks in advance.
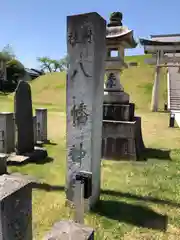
[140,34,180,112]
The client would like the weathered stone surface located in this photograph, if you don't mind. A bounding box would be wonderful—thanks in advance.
[103,103,135,121]
[0,112,15,153]
[102,120,136,139]
[103,91,129,104]
[66,12,106,207]
[14,80,34,154]
[33,116,37,145]
[102,117,145,160]
[0,174,32,239]
[35,108,48,142]
[43,220,94,240]
[102,137,136,160]
[0,153,7,174]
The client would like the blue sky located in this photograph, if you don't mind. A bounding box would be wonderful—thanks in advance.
[1,0,180,68]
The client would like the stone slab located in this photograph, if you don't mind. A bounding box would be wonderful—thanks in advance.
[7,154,29,163]
[104,91,129,103]
[7,147,47,164]
[102,120,137,139]
[43,220,94,240]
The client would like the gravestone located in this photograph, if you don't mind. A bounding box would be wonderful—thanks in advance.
[14,80,34,154]
[35,108,48,142]
[66,12,106,207]
[0,174,32,239]
[0,112,15,153]
[33,116,37,145]
[0,154,7,174]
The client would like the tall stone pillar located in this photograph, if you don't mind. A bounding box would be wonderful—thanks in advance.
[66,12,106,207]
[151,66,160,112]
[0,112,15,153]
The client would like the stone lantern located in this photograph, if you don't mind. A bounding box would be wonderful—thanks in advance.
[101,12,145,161]
[104,12,136,104]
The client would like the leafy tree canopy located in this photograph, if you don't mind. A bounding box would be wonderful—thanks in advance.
[37,55,68,73]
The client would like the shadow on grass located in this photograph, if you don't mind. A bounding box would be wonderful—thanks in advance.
[143,148,171,160]
[92,200,168,231]
[7,156,54,166]
[101,190,180,208]
[44,140,57,146]
[32,182,64,191]
[29,182,180,209]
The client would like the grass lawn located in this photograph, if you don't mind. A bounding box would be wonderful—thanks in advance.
[3,55,180,239]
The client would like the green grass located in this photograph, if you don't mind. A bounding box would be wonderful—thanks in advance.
[4,54,180,239]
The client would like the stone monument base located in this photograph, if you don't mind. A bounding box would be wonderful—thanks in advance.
[104,91,129,104]
[103,103,135,121]
[102,117,145,160]
[6,146,48,164]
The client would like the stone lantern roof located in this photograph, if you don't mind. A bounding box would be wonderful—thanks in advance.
[106,12,137,49]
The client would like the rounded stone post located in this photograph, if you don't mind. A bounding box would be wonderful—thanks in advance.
[0,112,15,153]
[33,116,37,145]
[35,108,48,142]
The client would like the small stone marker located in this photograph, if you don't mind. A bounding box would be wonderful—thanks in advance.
[0,112,15,153]
[74,178,84,224]
[36,108,48,142]
[43,220,94,240]
[66,12,106,207]
[33,116,37,145]
[0,174,32,239]
[0,153,7,174]
[14,80,34,154]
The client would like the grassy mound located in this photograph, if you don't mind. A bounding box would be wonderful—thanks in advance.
[30,72,66,112]
[27,54,167,112]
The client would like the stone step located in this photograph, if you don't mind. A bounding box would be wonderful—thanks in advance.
[170,106,180,108]
[170,98,180,100]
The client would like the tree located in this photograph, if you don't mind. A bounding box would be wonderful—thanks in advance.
[2,44,16,60]
[0,44,25,84]
[6,59,25,83]
[37,55,68,73]
[0,44,25,92]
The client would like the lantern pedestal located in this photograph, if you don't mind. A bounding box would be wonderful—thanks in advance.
[104,90,129,104]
